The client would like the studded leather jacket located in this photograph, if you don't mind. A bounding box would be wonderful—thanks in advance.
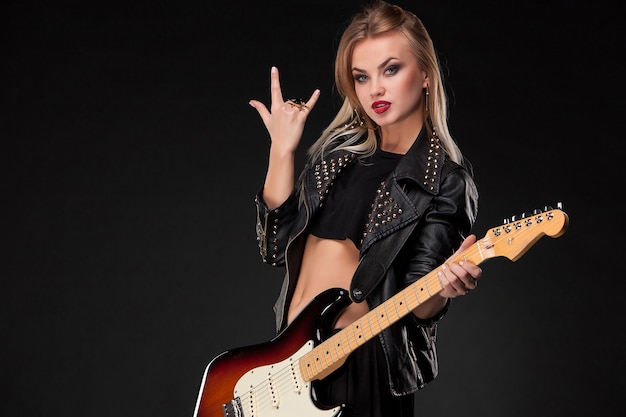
[254,126,478,396]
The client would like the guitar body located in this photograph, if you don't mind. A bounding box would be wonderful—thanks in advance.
[193,288,351,417]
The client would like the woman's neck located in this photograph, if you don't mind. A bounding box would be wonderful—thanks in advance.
[378,119,424,154]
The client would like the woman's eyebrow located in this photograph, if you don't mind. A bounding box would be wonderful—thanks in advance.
[352,57,398,73]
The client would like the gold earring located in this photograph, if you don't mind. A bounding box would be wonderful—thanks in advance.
[424,86,430,113]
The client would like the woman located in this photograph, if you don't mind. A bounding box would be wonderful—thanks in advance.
[248,1,481,415]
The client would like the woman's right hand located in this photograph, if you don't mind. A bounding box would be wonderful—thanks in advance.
[249,66,320,155]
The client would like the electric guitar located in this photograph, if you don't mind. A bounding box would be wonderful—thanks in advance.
[193,205,569,417]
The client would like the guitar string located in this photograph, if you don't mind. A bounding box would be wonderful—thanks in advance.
[231,210,562,412]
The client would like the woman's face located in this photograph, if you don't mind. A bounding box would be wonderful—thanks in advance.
[351,31,428,129]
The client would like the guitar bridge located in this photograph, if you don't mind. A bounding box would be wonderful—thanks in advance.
[222,397,243,417]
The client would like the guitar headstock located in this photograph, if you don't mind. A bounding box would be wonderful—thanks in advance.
[481,204,569,262]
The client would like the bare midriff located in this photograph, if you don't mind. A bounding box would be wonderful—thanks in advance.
[287,234,370,328]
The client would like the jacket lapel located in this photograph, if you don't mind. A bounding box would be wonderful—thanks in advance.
[360,126,445,253]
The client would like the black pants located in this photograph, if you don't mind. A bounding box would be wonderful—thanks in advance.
[313,334,415,417]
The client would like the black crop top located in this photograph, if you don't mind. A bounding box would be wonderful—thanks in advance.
[308,148,402,248]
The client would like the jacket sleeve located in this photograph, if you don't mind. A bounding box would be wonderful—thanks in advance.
[254,189,300,267]
[381,167,478,394]
[400,166,478,323]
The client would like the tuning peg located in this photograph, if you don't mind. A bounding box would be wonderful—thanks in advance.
[533,208,541,215]
[556,201,563,210]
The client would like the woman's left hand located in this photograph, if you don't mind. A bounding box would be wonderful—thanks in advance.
[437,234,482,298]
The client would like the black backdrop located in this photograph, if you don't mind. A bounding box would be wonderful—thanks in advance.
[5,1,625,416]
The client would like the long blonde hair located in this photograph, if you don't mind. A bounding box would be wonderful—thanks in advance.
[307,0,465,167]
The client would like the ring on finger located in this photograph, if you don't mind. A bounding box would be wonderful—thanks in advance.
[287,98,308,111]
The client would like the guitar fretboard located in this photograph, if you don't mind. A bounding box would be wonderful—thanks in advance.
[298,236,493,381]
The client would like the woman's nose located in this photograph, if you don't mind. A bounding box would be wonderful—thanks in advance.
[369,79,385,97]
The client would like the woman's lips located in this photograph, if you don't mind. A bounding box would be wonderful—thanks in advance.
[372,101,391,114]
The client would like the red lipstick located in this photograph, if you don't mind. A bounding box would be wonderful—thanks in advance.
[372,100,391,114]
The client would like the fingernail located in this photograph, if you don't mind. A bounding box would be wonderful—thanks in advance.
[248,101,256,108]
[271,66,277,73]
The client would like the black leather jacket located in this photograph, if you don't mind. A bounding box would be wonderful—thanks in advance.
[254,126,478,396]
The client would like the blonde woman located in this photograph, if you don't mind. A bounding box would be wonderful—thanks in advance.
[249,1,481,415]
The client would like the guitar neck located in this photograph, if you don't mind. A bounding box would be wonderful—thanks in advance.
[298,236,493,382]
[298,207,568,382]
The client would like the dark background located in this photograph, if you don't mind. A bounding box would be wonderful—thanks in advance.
[4,0,625,416]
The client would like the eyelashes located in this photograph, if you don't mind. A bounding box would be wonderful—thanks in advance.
[385,64,400,75]
[352,64,401,83]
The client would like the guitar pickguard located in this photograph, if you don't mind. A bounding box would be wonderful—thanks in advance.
[228,342,341,417]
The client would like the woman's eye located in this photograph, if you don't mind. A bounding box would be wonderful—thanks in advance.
[353,74,368,83]
[385,65,399,75]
